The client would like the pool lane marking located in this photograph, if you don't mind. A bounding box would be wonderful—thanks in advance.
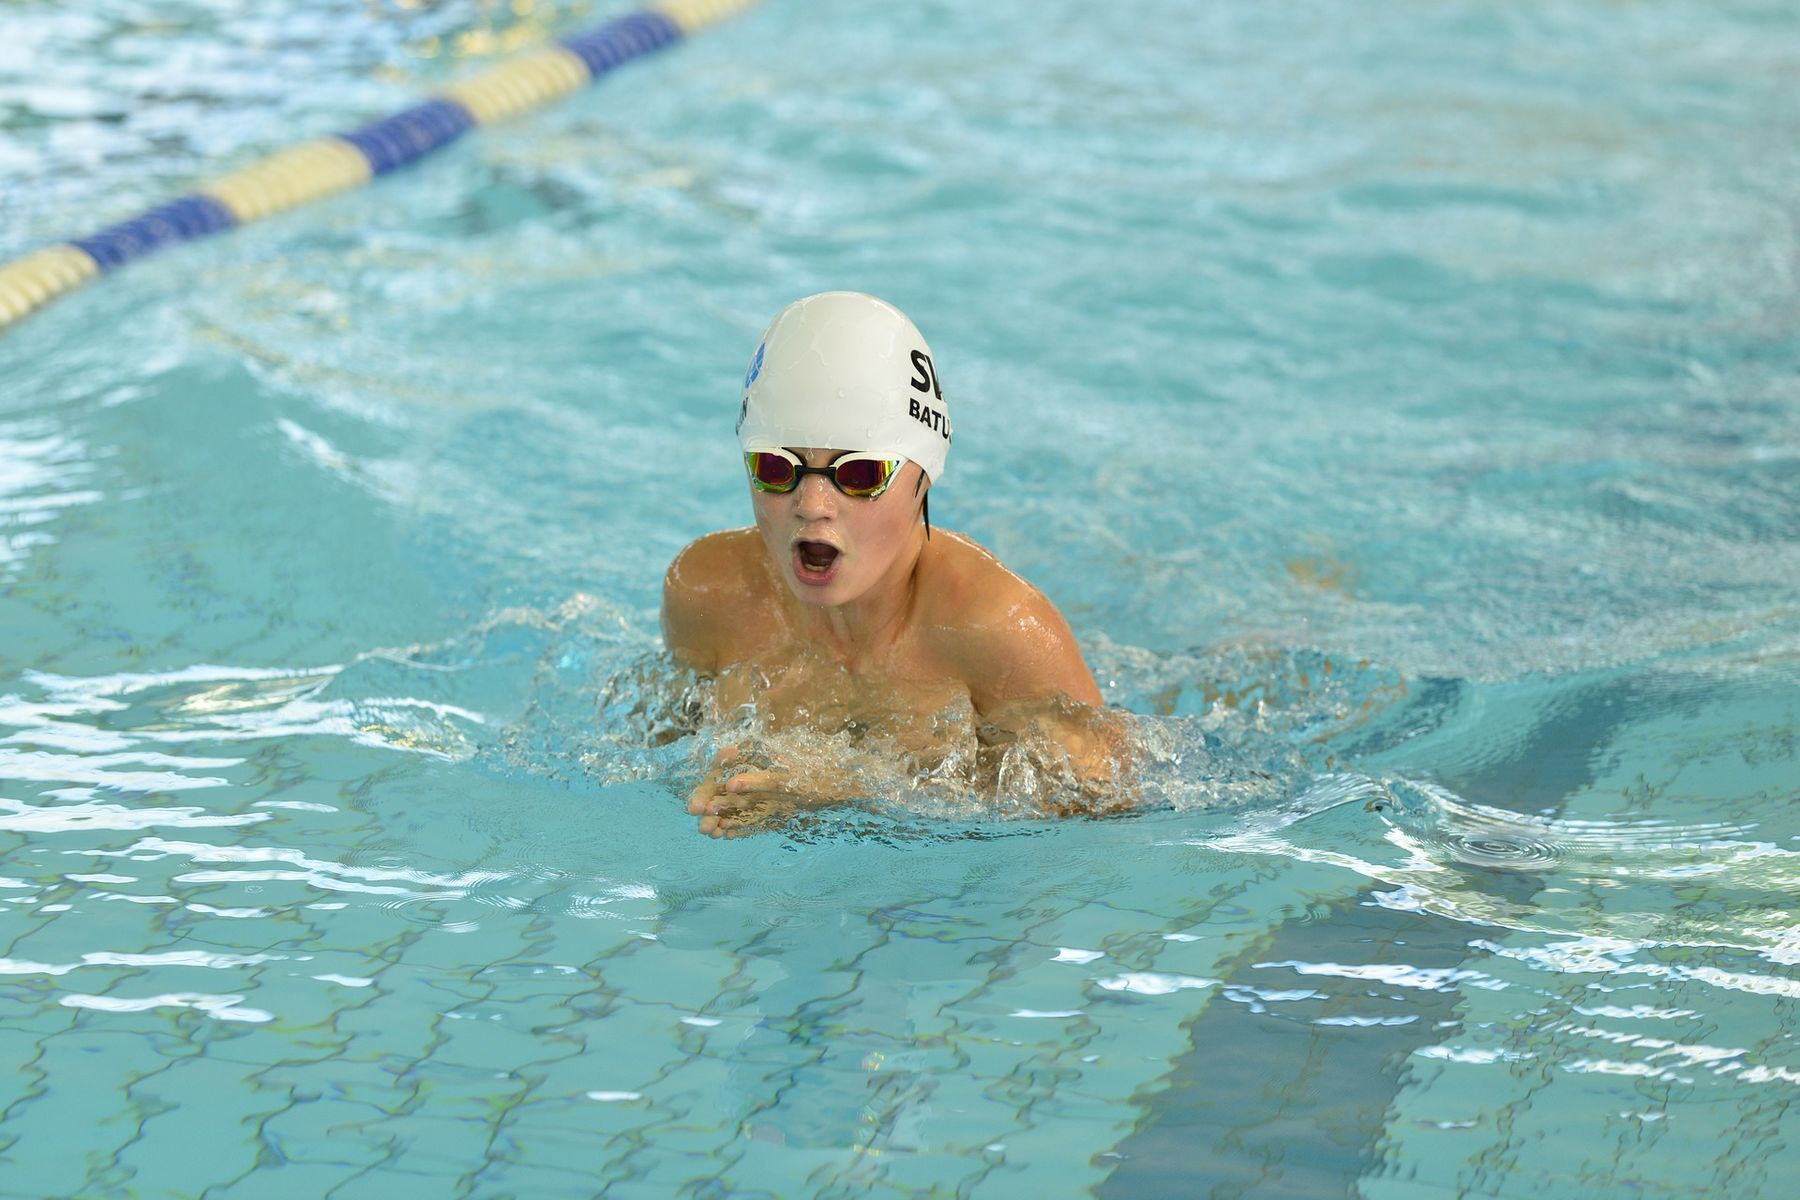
[0,0,760,334]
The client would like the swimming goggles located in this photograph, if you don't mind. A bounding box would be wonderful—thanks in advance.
[744,449,903,499]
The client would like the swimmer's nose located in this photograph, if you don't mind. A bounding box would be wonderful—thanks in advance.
[793,471,837,520]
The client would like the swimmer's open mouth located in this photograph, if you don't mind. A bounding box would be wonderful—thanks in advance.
[794,539,841,580]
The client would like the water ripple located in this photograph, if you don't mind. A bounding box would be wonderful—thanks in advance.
[0,419,102,576]
[1204,775,1800,965]
[1366,778,1778,884]
[0,798,266,833]
[3,662,489,773]
[60,991,273,1023]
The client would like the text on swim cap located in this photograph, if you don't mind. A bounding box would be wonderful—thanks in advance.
[908,396,949,437]
[908,349,949,438]
[909,350,942,399]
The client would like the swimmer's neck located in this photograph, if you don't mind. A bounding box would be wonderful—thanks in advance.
[773,521,930,667]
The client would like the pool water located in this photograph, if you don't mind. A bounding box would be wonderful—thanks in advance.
[3,1,1798,1196]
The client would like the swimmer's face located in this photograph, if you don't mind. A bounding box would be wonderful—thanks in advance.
[750,447,926,607]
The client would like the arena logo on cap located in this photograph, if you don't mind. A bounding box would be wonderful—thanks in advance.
[736,341,764,433]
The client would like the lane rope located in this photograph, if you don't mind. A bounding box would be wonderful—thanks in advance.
[0,0,759,334]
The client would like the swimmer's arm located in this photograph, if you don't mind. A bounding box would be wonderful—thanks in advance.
[659,536,727,673]
[960,587,1136,812]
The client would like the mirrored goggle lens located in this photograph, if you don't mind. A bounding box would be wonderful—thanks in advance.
[747,452,797,491]
[833,458,896,496]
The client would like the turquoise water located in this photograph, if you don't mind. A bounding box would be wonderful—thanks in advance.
[4,1,1799,1195]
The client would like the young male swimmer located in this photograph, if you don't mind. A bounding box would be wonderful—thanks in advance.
[662,291,1125,837]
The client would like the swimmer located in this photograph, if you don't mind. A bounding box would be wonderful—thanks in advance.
[662,291,1128,837]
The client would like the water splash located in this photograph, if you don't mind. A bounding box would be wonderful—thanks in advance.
[462,610,1420,824]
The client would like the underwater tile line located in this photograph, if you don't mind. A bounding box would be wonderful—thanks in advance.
[0,0,760,334]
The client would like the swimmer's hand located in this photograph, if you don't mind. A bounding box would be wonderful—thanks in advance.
[686,745,844,839]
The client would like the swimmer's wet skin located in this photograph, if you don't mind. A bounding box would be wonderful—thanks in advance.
[661,291,1132,837]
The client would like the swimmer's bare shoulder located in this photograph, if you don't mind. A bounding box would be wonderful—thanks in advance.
[661,528,776,672]
[919,533,1126,810]
[916,531,1102,712]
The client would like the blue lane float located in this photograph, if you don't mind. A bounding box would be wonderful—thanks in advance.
[339,98,480,176]
[0,0,761,332]
[70,195,240,272]
[561,10,683,75]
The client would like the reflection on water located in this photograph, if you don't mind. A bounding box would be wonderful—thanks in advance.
[0,419,104,575]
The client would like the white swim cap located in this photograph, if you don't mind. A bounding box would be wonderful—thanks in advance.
[736,291,952,484]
